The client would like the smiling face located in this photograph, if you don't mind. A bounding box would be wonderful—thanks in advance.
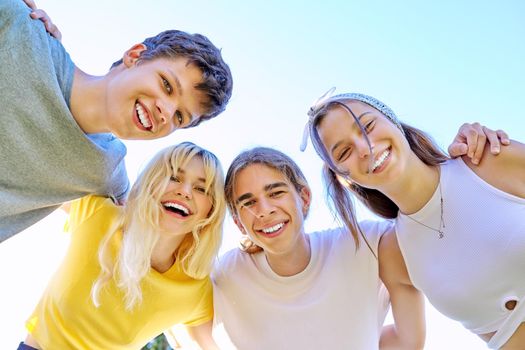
[232,163,310,257]
[159,156,213,235]
[316,100,411,189]
[105,45,207,140]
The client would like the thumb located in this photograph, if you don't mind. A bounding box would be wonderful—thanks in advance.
[448,143,467,158]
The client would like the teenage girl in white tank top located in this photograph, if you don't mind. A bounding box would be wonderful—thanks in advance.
[303,90,524,349]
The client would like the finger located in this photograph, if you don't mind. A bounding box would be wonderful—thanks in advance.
[456,122,480,159]
[483,126,501,154]
[30,10,62,41]
[469,123,486,164]
[464,128,480,161]
[496,130,511,145]
[29,11,42,20]
[472,131,487,164]
[23,0,37,11]
[246,245,262,254]
[448,143,468,158]
[29,9,49,21]
[46,23,62,41]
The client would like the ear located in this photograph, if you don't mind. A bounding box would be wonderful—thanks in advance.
[299,186,312,216]
[232,215,247,235]
[122,43,147,68]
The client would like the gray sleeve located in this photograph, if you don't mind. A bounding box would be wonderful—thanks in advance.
[111,160,130,203]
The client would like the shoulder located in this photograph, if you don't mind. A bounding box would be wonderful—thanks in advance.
[0,0,44,46]
[308,226,353,252]
[378,228,411,286]
[309,226,344,241]
[310,221,391,256]
[212,248,250,283]
[359,219,394,251]
[0,0,30,22]
[378,227,399,259]
[359,219,394,238]
[461,140,525,198]
[67,195,119,232]
[311,220,393,242]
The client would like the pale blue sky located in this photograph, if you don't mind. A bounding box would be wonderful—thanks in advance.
[1,0,523,348]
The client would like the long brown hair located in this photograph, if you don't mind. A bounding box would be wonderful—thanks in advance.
[311,99,448,250]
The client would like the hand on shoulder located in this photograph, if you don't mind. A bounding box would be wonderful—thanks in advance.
[462,140,525,198]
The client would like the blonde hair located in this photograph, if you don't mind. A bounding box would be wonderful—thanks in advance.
[92,142,225,310]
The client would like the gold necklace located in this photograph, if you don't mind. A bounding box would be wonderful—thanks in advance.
[405,181,445,239]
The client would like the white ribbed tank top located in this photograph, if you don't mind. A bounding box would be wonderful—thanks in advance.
[396,158,525,348]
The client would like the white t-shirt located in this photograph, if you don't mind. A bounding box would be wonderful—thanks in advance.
[212,220,391,350]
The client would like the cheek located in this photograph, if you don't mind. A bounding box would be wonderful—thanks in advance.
[238,211,251,227]
[201,198,214,218]
[342,158,357,173]
[292,199,306,220]
[317,132,332,155]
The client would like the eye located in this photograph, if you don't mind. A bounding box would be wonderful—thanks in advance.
[336,147,352,163]
[161,77,173,94]
[240,199,256,209]
[194,185,207,194]
[269,190,285,198]
[170,176,180,183]
[364,120,375,133]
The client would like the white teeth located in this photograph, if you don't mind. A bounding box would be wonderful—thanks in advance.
[135,103,152,128]
[372,149,390,171]
[164,202,189,215]
[261,222,284,234]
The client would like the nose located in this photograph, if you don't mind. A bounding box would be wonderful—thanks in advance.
[156,98,176,125]
[356,137,374,159]
[175,182,192,199]
[253,198,275,219]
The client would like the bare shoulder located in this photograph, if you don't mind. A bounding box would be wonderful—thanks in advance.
[378,226,399,259]
[378,228,411,285]
[462,140,525,198]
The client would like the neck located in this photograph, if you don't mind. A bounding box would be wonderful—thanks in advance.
[265,234,311,277]
[385,157,441,215]
[150,234,187,273]
[69,66,113,134]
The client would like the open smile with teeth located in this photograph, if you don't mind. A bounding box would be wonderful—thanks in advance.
[258,221,286,235]
[372,147,391,172]
[163,201,191,217]
[135,102,153,130]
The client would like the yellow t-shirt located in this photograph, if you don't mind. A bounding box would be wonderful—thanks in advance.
[26,195,213,350]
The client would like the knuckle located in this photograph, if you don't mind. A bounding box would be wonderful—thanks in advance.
[483,125,494,133]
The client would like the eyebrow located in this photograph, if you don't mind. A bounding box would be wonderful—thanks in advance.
[235,182,289,205]
[330,111,372,155]
[176,168,206,183]
[166,69,196,124]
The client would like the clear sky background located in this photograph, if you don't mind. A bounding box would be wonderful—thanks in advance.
[1,0,523,348]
